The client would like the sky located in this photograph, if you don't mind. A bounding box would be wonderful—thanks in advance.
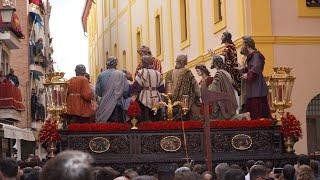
[50,0,88,79]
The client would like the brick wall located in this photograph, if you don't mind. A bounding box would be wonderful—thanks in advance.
[10,0,30,128]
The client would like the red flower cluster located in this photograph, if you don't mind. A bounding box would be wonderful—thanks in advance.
[67,119,273,132]
[127,101,141,118]
[39,119,61,144]
[281,112,302,139]
[68,123,131,132]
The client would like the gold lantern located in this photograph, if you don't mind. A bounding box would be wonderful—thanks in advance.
[44,72,68,128]
[269,67,295,126]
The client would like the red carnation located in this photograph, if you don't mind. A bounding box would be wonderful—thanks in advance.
[127,100,141,118]
[39,119,61,144]
[281,112,302,139]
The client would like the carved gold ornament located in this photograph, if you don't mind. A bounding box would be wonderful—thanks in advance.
[89,137,111,153]
[160,136,182,152]
[231,134,252,151]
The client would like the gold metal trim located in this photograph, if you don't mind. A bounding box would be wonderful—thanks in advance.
[89,137,111,153]
[160,136,182,152]
[231,134,252,151]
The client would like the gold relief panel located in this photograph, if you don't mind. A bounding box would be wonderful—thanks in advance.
[160,136,182,152]
[231,134,253,151]
[89,137,111,153]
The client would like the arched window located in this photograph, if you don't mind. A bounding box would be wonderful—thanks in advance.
[113,44,117,57]
[155,11,162,57]
[136,28,142,61]
[105,51,109,69]
[122,50,127,69]
[306,94,320,155]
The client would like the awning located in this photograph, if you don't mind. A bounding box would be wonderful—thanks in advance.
[0,123,35,141]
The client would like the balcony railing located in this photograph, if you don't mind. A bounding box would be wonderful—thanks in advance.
[0,78,25,111]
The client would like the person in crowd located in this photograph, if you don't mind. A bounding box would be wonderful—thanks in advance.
[215,163,230,180]
[40,150,94,180]
[31,89,38,121]
[245,160,255,180]
[131,55,164,121]
[192,164,206,175]
[123,69,134,82]
[0,158,19,180]
[132,175,158,180]
[6,68,19,87]
[297,154,311,167]
[165,54,201,119]
[296,165,315,180]
[208,55,250,120]
[224,168,245,180]
[240,36,271,119]
[281,164,296,180]
[310,160,320,180]
[174,170,199,180]
[124,169,139,179]
[66,64,96,122]
[201,171,213,180]
[135,45,162,75]
[93,166,120,180]
[250,165,268,180]
[95,57,130,122]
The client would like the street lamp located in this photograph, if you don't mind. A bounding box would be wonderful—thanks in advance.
[44,72,68,128]
[269,67,295,126]
[0,0,16,24]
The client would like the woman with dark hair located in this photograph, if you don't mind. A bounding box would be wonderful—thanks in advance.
[195,64,213,88]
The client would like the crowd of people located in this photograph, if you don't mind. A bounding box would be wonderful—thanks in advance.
[64,33,271,123]
[0,151,319,180]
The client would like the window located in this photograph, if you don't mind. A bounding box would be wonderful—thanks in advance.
[105,51,109,69]
[213,0,226,33]
[122,50,127,69]
[0,51,9,74]
[179,0,190,49]
[113,44,117,57]
[180,0,187,42]
[104,0,108,18]
[155,13,162,57]
[214,0,223,23]
[113,0,116,9]
[136,28,141,61]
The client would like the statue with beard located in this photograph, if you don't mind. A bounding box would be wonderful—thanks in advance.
[240,36,271,119]
[165,54,201,120]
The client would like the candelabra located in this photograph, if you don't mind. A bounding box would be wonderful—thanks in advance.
[152,81,189,121]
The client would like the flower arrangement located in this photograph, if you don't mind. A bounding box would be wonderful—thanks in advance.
[281,112,302,139]
[127,100,141,118]
[39,119,61,144]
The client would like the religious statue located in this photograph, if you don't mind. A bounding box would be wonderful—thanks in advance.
[240,36,271,119]
[131,55,165,121]
[66,64,96,122]
[95,57,130,123]
[209,31,241,95]
[165,54,201,119]
[208,55,250,120]
[135,45,162,75]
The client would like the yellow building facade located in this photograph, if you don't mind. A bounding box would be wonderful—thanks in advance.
[83,0,320,155]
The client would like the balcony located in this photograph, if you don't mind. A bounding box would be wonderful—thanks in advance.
[0,79,25,122]
[0,30,20,49]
